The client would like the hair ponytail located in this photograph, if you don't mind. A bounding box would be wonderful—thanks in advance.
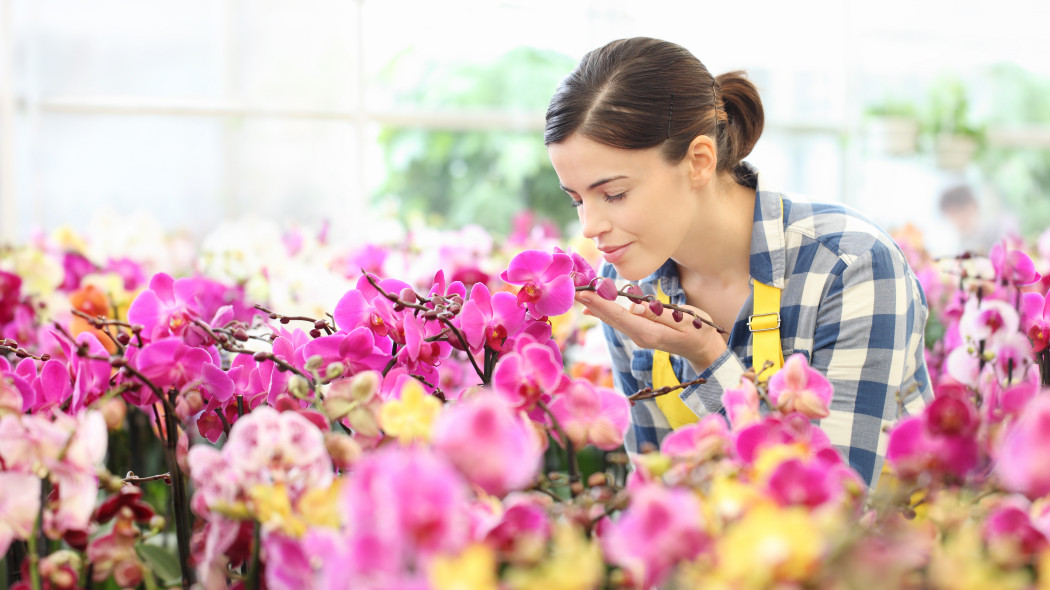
[715,71,764,185]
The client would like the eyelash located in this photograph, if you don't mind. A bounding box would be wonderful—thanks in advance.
[570,193,626,208]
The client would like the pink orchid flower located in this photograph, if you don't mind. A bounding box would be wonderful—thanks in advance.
[0,471,41,555]
[0,358,34,413]
[959,297,1019,344]
[990,241,1041,287]
[500,249,575,318]
[395,312,452,373]
[491,336,567,412]
[722,377,761,428]
[659,414,731,462]
[480,496,552,559]
[982,499,1049,568]
[1021,291,1050,351]
[548,378,630,451]
[132,337,232,405]
[127,272,247,346]
[432,391,543,497]
[332,274,412,338]
[301,327,390,379]
[600,483,709,589]
[341,446,470,566]
[996,394,1050,500]
[766,353,833,419]
[458,282,526,354]
[565,248,597,288]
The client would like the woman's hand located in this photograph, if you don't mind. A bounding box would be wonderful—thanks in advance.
[576,291,727,372]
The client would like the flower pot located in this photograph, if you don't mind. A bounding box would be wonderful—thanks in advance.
[934,133,978,171]
[866,116,920,156]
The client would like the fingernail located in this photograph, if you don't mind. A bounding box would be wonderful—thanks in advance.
[577,292,592,303]
[631,303,647,315]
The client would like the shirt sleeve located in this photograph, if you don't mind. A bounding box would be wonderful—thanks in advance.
[597,265,671,452]
[809,243,929,488]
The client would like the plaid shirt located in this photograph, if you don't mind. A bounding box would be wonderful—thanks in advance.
[598,165,933,487]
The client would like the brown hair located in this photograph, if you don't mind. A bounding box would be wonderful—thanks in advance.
[544,37,764,187]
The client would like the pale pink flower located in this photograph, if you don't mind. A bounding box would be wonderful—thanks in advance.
[432,391,543,497]
[996,394,1050,500]
[722,377,761,428]
[766,353,833,419]
[0,472,41,555]
[959,298,1019,343]
[548,378,630,451]
[659,414,731,462]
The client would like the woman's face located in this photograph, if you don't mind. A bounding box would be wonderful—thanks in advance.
[548,133,698,281]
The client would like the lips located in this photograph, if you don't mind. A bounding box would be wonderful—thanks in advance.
[599,243,630,264]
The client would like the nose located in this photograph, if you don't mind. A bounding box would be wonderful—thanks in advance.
[579,203,611,241]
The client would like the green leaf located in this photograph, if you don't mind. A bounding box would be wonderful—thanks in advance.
[136,542,183,585]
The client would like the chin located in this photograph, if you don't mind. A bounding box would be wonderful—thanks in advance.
[613,262,656,282]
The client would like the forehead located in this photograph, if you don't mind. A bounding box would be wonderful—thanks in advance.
[547,134,665,188]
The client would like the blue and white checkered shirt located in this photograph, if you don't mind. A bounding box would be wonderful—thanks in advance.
[598,164,933,487]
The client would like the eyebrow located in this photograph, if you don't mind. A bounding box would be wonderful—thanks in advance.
[559,175,628,193]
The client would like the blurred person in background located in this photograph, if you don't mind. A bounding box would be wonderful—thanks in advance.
[938,184,1019,255]
[546,37,932,487]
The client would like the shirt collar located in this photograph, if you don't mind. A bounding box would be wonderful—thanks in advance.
[746,163,787,289]
[637,162,787,292]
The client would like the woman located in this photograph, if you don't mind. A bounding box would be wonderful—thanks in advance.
[545,37,931,487]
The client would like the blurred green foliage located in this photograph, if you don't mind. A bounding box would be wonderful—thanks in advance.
[977,64,1050,240]
[373,46,578,236]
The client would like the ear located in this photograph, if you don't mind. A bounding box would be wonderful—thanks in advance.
[685,135,717,189]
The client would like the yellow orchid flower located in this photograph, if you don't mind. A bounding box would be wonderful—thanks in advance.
[429,544,498,590]
[378,379,442,444]
[504,523,604,590]
[249,483,306,538]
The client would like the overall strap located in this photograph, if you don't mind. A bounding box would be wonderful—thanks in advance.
[651,282,700,429]
[749,280,784,381]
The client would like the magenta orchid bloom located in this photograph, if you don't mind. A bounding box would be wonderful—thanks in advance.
[127,273,245,346]
[548,378,630,451]
[1021,291,1050,351]
[734,412,836,466]
[564,248,597,288]
[491,337,567,412]
[301,327,390,379]
[341,446,470,569]
[132,337,231,402]
[500,249,575,318]
[432,391,543,497]
[885,385,982,481]
[395,312,452,373]
[480,496,552,557]
[332,274,412,338]
[766,353,833,419]
[990,241,1041,287]
[982,500,1049,568]
[600,483,710,589]
[458,282,526,354]
[764,457,839,509]
[0,358,34,413]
